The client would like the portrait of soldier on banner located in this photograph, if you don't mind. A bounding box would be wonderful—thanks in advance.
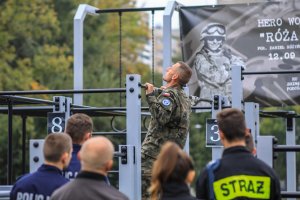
[191,22,245,106]
[180,1,300,107]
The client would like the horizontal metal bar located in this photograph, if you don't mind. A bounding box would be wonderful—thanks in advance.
[72,104,149,111]
[108,170,119,174]
[73,107,151,113]
[274,145,300,152]
[96,7,165,13]
[93,131,126,135]
[0,95,56,105]
[192,106,212,110]
[281,191,300,198]
[0,106,52,112]
[114,152,126,157]
[93,131,147,135]
[73,107,126,111]
[141,107,149,111]
[260,111,298,118]
[0,106,149,117]
[243,70,300,75]
[180,5,224,9]
[0,88,126,95]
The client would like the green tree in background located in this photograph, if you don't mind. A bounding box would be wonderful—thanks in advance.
[0,0,73,183]
[0,0,151,184]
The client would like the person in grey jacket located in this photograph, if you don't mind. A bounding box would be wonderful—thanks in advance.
[51,136,129,200]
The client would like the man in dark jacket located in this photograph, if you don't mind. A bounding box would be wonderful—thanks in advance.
[10,133,72,200]
[51,136,129,200]
[196,108,281,200]
[63,113,93,180]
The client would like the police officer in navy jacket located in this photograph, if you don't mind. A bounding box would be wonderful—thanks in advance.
[10,133,73,200]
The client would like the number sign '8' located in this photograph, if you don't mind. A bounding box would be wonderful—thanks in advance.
[47,112,66,134]
[206,119,223,147]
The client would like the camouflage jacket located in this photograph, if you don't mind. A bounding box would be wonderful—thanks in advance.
[141,86,192,159]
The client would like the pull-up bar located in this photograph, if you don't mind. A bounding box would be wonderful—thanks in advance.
[0,88,126,95]
[96,7,165,13]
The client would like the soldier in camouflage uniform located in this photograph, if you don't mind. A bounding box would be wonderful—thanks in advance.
[141,61,193,200]
[193,23,245,106]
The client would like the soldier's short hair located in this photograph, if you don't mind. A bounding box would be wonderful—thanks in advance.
[176,61,192,86]
[217,108,246,142]
[43,133,72,162]
[65,113,93,144]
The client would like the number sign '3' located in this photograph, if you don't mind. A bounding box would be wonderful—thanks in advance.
[206,119,223,147]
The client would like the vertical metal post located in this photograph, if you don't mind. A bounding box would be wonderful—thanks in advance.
[119,145,135,199]
[53,96,72,122]
[74,4,99,105]
[286,114,296,200]
[30,140,45,173]
[231,65,243,110]
[163,1,178,82]
[22,115,27,174]
[211,95,223,160]
[257,136,274,167]
[245,102,259,144]
[64,97,72,122]
[119,74,141,199]
[7,100,13,184]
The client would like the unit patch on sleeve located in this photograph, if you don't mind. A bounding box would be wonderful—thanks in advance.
[162,98,171,106]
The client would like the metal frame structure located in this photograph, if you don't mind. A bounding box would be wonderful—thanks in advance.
[0,74,143,199]
[74,4,99,105]
[0,1,300,199]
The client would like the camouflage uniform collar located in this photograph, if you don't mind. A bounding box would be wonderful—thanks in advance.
[166,84,182,90]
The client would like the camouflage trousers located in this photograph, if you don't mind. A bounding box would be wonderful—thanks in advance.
[141,153,155,200]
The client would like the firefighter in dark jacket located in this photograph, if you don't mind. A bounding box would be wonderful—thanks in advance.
[196,108,281,200]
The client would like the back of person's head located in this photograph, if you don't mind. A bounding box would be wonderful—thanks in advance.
[65,113,93,144]
[43,133,72,163]
[79,136,114,172]
[217,108,246,142]
[149,142,194,200]
[176,61,192,86]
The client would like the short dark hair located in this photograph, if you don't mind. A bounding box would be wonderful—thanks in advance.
[216,108,246,142]
[65,113,93,143]
[176,61,192,86]
[43,133,72,162]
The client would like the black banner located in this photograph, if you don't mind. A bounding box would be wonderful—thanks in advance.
[179,1,300,107]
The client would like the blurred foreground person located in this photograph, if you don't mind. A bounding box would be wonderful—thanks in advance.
[51,136,129,200]
[149,142,197,200]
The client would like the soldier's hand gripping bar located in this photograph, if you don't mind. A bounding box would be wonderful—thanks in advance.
[140,83,212,104]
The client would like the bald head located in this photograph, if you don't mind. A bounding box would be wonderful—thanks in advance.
[79,136,114,172]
